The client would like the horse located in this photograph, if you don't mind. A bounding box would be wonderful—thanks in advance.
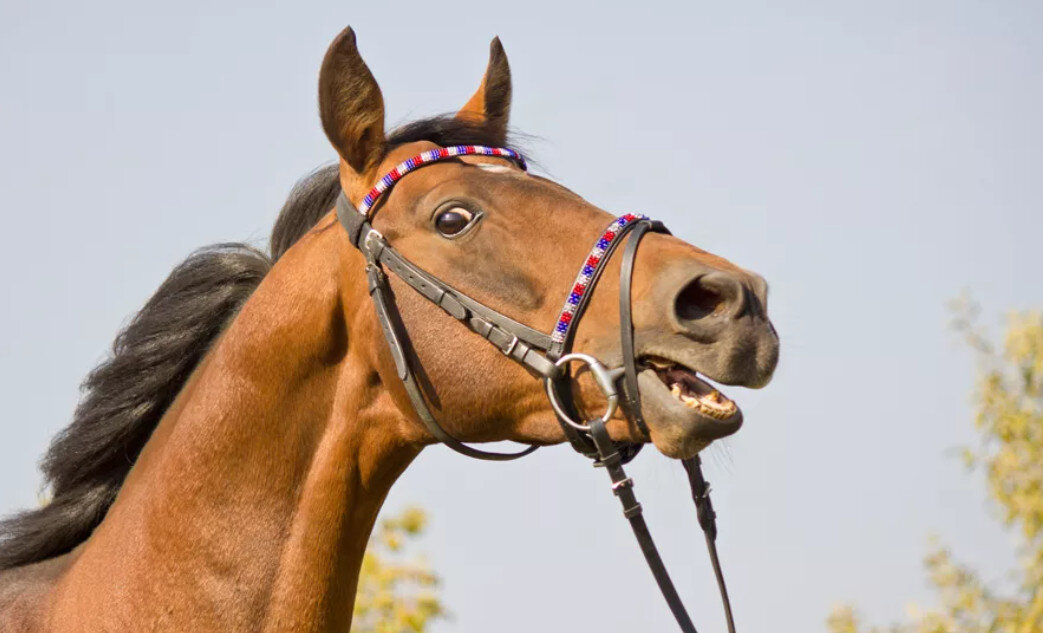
[0,26,779,632]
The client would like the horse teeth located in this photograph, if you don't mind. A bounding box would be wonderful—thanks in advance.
[669,380,737,417]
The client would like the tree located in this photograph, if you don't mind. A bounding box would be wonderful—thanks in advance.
[828,307,1043,633]
[353,507,445,633]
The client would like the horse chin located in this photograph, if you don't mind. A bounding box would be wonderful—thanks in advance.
[636,368,744,460]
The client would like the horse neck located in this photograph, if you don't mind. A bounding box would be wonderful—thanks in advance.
[55,216,420,632]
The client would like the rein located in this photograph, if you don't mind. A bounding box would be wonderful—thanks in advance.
[336,144,737,633]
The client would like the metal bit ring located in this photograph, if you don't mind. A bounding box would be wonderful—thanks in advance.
[545,353,620,431]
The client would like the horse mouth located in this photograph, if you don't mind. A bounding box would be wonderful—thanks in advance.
[634,355,743,455]
[644,357,738,420]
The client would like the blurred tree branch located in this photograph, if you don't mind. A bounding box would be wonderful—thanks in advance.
[828,303,1043,633]
[353,507,445,633]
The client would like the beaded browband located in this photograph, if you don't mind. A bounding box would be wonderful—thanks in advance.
[353,144,646,347]
[358,145,526,215]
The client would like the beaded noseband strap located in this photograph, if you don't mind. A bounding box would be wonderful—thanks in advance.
[552,212,648,345]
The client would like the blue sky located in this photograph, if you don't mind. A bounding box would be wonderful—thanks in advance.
[1,1,1040,631]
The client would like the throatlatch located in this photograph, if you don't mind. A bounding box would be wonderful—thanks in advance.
[335,144,736,633]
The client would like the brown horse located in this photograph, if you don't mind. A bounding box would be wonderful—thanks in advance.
[0,27,778,632]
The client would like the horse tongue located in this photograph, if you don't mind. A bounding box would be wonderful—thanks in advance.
[662,366,709,397]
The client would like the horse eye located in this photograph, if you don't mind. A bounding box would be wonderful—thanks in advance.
[434,207,476,237]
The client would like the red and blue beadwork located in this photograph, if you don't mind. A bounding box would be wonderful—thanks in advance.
[551,213,648,344]
[356,144,647,346]
[358,145,526,216]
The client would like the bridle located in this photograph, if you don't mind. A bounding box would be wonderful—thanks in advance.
[336,144,737,633]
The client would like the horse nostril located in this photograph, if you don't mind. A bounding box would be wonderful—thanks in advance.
[674,272,747,323]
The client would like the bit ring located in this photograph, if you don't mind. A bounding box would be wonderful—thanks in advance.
[545,353,620,431]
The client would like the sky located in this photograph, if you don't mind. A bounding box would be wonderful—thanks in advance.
[1,1,1041,631]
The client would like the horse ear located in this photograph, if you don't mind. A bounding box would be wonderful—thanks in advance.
[318,26,386,174]
[457,37,512,143]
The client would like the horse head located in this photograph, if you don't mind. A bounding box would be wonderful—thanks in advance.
[319,27,779,460]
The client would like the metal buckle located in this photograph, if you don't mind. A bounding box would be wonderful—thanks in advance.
[362,228,385,259]
[500,333,520,357]
[612,477,634,491]
[544,353,620,431]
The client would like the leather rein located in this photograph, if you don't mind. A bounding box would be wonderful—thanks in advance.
[335,145,736,633]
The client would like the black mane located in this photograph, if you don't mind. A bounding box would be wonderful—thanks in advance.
[0,116,520,570]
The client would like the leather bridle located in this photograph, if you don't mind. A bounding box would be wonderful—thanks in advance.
[335,145,737,633]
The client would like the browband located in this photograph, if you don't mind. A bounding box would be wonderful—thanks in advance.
[357,145,525,216]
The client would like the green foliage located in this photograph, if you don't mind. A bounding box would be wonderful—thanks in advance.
[828,307,1043,633]
[353,507,445,633]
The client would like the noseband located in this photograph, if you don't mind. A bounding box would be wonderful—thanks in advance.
[336,145,736,633]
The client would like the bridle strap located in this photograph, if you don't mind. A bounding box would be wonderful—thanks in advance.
[547,213,648,358]
[340,196,557,379]
[588,419,697,633]
[340,193,545,460]
[545,213,652,461]
[590,417,736,633]
[618,219,664,439]
[683,456,737,633]
[621,223,738,633]
[597,218,736,633]
[366,261,538,460]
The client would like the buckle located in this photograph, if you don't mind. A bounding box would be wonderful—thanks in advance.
[612,477,634,491]
[362,228,385,260]
[499,333,520,357]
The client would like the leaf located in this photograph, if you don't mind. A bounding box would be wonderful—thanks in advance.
[352,507,445,633]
